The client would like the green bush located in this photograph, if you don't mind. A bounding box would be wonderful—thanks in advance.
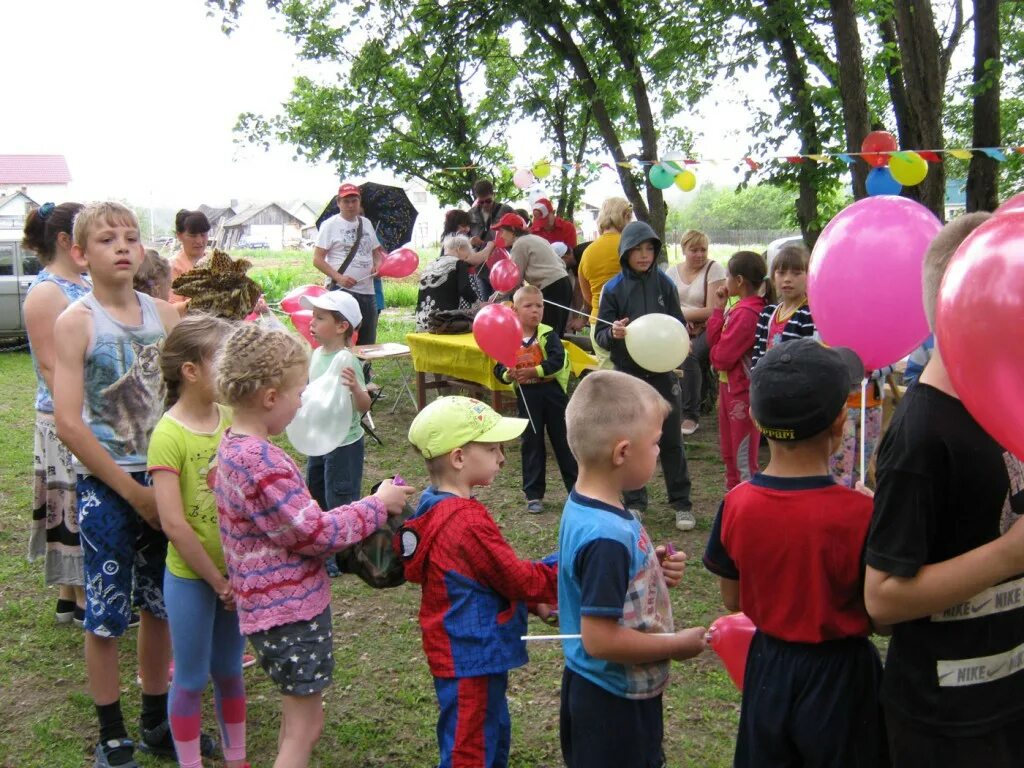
[383,280,418,308]
[249,267,313,304]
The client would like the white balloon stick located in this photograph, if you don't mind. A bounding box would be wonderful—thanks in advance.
[522,633,677,642]
[859,377,868,484]
[541,298,615,326]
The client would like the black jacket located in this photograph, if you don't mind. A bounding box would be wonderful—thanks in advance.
[594,221,686,376]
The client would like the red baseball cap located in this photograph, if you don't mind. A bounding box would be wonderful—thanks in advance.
[491,212,527,231]
[532,198,553,217]
[338,183,361,198]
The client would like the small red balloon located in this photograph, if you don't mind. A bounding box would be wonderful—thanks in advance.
[280,284,327,314]
[289,310,320,349]
[861,130,898,168]
[487,246,510,270]
[489,259,522,293]
[378,247,419,278]
[708,613,756,690]
[472,303,523,368]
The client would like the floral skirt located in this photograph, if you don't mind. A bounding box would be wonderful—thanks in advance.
[28,411,84,586]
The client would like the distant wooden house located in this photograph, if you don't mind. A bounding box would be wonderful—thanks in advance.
[0,155,71,202]
[221,203,305,250]
[198,204,237,247]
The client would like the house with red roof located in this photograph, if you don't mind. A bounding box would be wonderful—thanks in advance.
[0,154,71,202]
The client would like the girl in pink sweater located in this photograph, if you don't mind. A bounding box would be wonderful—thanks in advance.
[213,323,413,768]
[706,251,773,490]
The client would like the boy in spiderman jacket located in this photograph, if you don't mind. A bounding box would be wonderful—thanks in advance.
[399,396,558,768]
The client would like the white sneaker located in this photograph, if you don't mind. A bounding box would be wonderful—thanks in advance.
[680,420,699,436]
[675,509,696,531]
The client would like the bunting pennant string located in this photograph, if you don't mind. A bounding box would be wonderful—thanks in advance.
[429,145,1022,176]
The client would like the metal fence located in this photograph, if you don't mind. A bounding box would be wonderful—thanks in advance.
[666,229,802,248]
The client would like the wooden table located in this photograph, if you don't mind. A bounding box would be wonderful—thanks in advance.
[405,332,598,412]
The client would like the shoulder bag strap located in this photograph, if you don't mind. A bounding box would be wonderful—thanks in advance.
[336,216,365,278]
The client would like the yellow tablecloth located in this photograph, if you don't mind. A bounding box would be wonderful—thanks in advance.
[405,333,597,392]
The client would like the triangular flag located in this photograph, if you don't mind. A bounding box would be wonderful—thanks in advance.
[808,154,829,163]
[836,153,855,165]
[980,148,1008,161]
[919,151,941,163]
[616,161,635,169]
[744,157,760,171]
[891,151,915,162]
[948,149,974,161]
[785,156,805,164]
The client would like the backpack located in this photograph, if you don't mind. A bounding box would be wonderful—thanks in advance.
[334,478,413,588]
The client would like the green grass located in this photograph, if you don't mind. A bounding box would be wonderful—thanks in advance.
[0,306,744,767]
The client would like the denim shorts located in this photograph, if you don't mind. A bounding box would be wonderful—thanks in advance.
[77,472,168,638]
[248,606,335,696]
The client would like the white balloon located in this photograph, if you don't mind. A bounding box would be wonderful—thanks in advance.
[286,350,354,456]
[624,314,690,373]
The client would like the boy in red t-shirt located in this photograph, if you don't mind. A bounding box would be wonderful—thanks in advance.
[703,338,887,768]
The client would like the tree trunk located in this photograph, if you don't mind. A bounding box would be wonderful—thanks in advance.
[761,0,824,247]
[876,16,914,149]
[966,0,1000,212]
[829,0,870,199]
[892,0,946,219]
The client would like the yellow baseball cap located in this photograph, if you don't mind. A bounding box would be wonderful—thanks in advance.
[408,396,527,459]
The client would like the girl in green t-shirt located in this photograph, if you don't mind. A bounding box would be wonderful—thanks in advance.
[148,314,248,768]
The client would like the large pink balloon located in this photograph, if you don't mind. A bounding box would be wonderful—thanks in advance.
[472,303,522,368]
[937,212,1024,460]
[808,196,940,370]
[708,613,756,690]
[378,247,419,278]
[280,284,326,314]
[995,192,1024,217]
[488,259,522,293]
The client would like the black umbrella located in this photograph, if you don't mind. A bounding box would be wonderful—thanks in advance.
[315,182,419,253]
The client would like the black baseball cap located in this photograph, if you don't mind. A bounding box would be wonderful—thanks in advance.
[750,338,864,441]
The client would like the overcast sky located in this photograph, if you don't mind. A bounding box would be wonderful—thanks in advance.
[7,0,777,210]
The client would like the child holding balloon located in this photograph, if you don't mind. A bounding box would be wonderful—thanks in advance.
[212,322,413,768]
[706,251,772,490]
[595,221,694,530]
[297,291,371,514]
[703,339,886,768]
[865,212,1024,766]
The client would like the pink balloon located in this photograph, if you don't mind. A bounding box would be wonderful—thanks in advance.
[488,259,522,293]
[486,246,510,270]
[708,613,756,690]
[513,168,536,189]
[808,196,941,370]
[289,310,320,349]
[995,192,1024,217]
[280,284,327,314]
[378,247,419,278]
[472,303,523,368]
[937,211,1024,460]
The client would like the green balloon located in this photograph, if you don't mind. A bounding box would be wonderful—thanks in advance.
[648,163,675,190]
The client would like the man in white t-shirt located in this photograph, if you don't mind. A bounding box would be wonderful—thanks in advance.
[313,182,388,347]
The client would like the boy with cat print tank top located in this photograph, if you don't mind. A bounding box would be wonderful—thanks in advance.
[53,202,183,768]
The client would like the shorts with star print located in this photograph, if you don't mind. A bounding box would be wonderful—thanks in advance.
[247,606,334,695]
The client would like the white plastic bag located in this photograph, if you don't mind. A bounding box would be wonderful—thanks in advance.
[286,349,354,456]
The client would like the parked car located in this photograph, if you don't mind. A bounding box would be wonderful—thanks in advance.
[237,236,270,250]
[0,239,43,341]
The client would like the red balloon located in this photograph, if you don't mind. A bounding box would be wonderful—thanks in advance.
[472,303,523,368]
[378,247,420,278]
[936,211,1024,460]
[708,613,756,690]
[488,259,522,293]
[996,192,1024,218]
[487,246,510,270]
[861,130,898,168]
[280,284,327,314]
[289,310,320,349]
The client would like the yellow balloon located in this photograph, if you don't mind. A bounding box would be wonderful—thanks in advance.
[533,160,552,179]
[888,152,928,186]
[674,169,697,191]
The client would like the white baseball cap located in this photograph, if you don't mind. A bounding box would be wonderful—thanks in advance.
[299,291,363,328]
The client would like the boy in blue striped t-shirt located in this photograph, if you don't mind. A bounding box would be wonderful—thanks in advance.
[558,370,706,768]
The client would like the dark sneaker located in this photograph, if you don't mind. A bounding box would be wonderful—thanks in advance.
[138,720,218,759]
[56,599,76,624]
[94,738,137,768]
[526,499,544,515]
[127,613,141,629]
[73,606,86,627]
